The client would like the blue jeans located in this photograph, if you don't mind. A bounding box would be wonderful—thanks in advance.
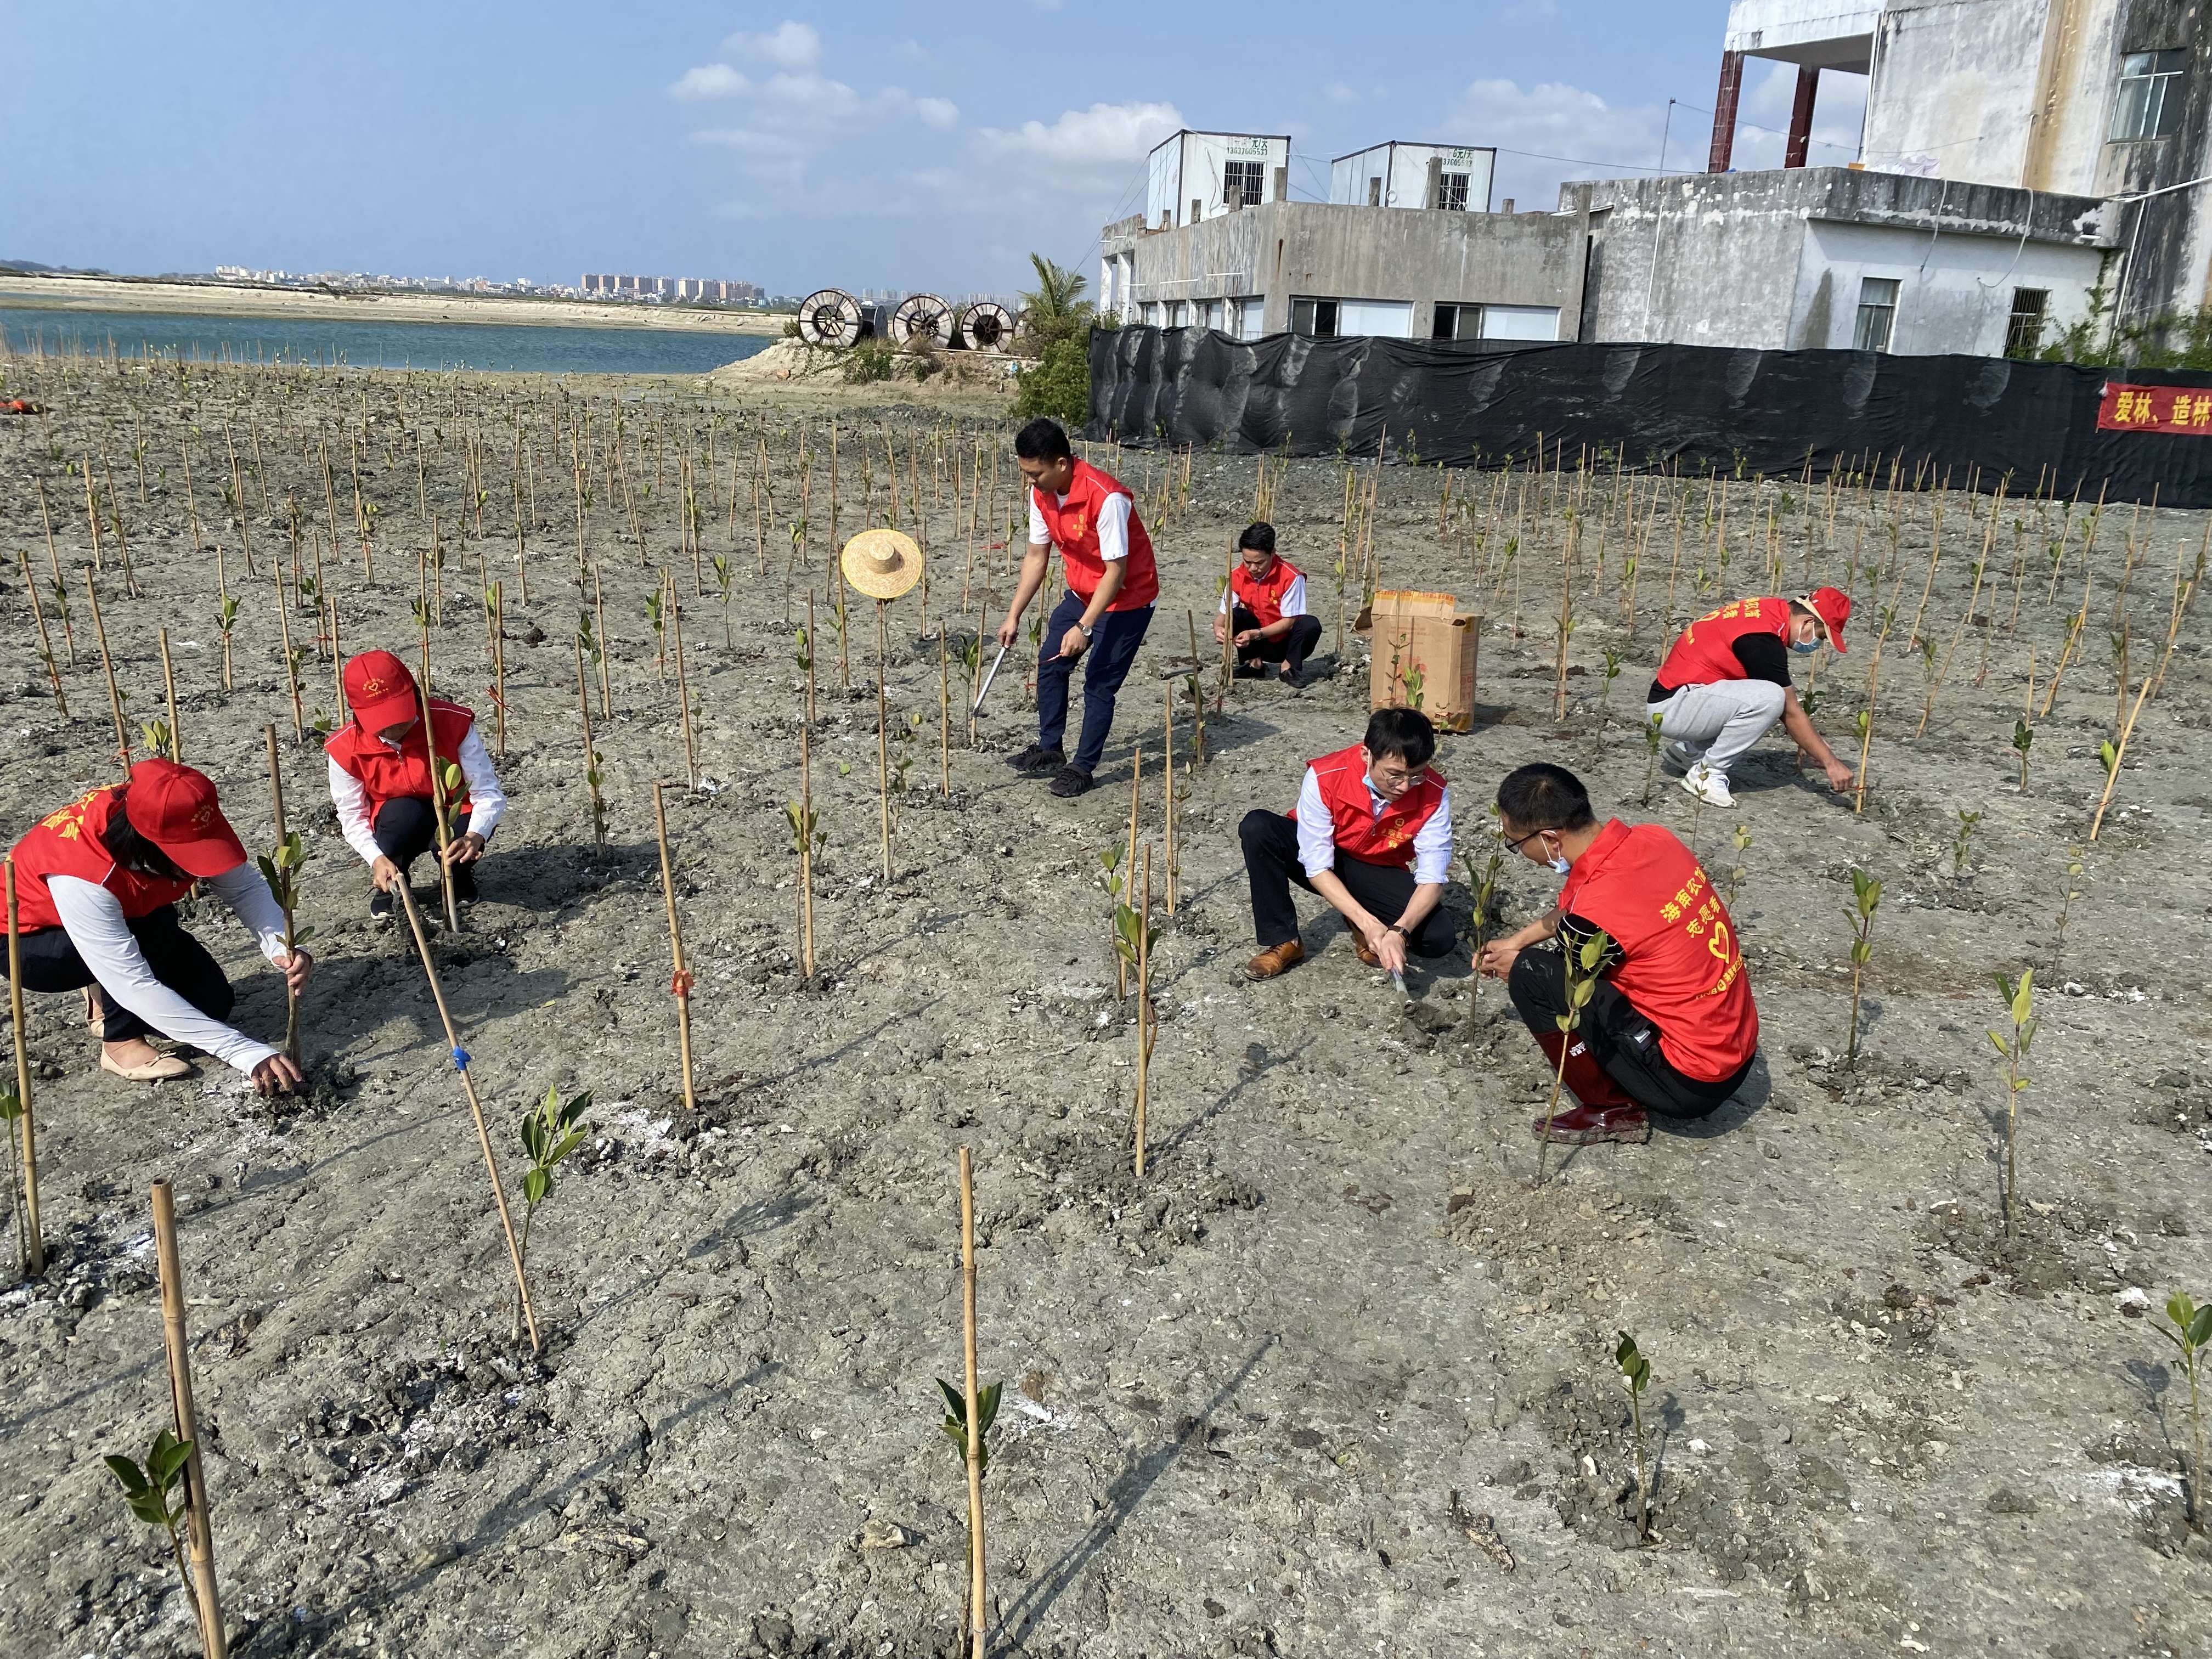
[1036,589,1153,773]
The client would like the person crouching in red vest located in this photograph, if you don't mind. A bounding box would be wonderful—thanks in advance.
[1647,589,1854,808]
[1478,763,1758,1146]
[325,650,508,921]
[7,759,311,1092]
[1240,707,1458,980]
[1213,522,1324,684]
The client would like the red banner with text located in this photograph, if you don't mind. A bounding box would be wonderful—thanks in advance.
[2097,381,2212,433]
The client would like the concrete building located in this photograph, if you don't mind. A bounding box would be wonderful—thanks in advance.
[1576,168,2113,353]
[1717,0,2212,327]
[1101,196,1588,342]
[1144,131,1291,230]
[1329,142,1497,213]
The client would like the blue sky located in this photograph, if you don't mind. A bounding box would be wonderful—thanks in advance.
[3,2,1868,298]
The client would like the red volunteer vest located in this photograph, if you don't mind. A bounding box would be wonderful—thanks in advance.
[8,787,199,932]
[1229,557,1302,628]
[1033,460,1158,611]
[1655,596,1791,691]
[1559,818,1758,1082]
[1297,744,1447,868]
[325,702,477,819]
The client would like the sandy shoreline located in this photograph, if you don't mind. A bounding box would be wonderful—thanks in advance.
[0,272,786,334]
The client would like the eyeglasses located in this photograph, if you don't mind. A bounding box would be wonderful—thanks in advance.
[1503,826,1554,851]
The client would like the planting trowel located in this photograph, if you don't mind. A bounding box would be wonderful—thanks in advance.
[970,640,1012,719]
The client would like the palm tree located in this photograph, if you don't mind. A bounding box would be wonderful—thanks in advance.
[1019,254,1091,349]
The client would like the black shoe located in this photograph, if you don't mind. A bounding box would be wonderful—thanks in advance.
[1009,744,1065,776]
[1048,764,1096,798]
[1233,661,1268,679]
[1278,663,1301,686]
[369,888,396,923]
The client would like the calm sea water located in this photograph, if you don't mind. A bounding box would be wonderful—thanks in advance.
[0,300,775,376]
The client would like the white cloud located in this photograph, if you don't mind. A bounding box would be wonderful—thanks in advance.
[973,100,1182,168]
[1322,81,1358,106]
[760,71,862,119]
[691,128,806,156]
[669,63,751,100]
[915,96,960,130]
[721,21,821,70]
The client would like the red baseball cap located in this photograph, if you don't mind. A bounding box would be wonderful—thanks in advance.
[122,758,247,878]
[1799,586,1851,653]
[344,649,422,733]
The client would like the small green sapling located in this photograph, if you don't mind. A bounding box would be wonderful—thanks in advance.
[1988,970,2035,1238]
[2150,1292,2210,1530]
[514,1084,591,1339]
[1951,809,1982,879]
[104,1429,200,1617]
[1615,1331,1654,1542]
[1846,868,1881,1066]
[1536,927,1611,1186]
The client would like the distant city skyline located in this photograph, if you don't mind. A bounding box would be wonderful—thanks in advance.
[2,3,1867,297]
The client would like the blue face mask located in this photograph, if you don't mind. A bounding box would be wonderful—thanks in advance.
[1790,637,1820,655]
[1548,855,1571,875]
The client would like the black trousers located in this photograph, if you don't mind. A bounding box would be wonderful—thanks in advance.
[1239,810,1457,955]
[1230,606,1324,672]
[15,906,234,1044]
[374,797,458,867]
[1506,945,1752,1119]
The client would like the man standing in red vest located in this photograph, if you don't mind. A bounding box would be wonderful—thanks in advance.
[8,759,311,1091]
[1239,708,1457,979]
[1478,763,1758,1146]
[998,417,1159,798]
[325,650,508,921]
[1647,588,1854,808]
[1213,522,1324,684]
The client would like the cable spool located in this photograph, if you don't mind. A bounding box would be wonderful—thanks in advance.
[891,293,954,349]
[795,289,866,348]
[1010,306,1032,343]
[956,301,1015,352]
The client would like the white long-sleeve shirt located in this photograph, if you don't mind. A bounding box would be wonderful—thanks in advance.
[50,865,291,1075]
[1294,768,1454,885]
[329,723,507,869]
[1028,489,1131,563]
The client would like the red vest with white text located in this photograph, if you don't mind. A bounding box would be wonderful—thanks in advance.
[325,702,477,819]
[1033,460,1158,611]
[1655,596,1791,691]
[8,787,199,932]
[1230,556,1302,628]
[1299,744,1446,868]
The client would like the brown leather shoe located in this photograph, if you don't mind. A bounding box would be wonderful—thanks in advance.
[1353,937,1381,968]
[1244,940,1306,980]
[1531,1103,1652,1146]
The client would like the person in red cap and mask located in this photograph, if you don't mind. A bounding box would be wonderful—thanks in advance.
[325,650,507,921]
[1478,763,1758,1147]
[8,759,312,1091]
[1645,588,1855,809]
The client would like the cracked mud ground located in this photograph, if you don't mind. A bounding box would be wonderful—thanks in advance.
[2,359,2209,1657]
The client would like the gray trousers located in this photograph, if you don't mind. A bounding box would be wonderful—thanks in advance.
[1647,680,1787,776]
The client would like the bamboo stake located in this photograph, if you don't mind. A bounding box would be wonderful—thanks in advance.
[5,861,46,1278]
[392,882,538,1350]
[415,673,462,932]
[651,782,698,1111]
[36,481,76,666]
[2090,576,2194,840]
[155,627,182,764]
[84,569,129,768]
[1135,844,1153,1178]
[263,726,300,1063]
[876,603,893,881]
[1120,746,1141,999]
[798,718,817,978]
[671,595,697,789]
[957,1147,988,1659]
[939,624,952,799]
[15,545,66,712]
[591,566,612,718]
[1163,685,1177,915]
[575,636,606,845]
[150,1180,228,1659]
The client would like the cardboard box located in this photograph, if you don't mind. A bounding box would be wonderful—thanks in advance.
[1368,590,1481,733]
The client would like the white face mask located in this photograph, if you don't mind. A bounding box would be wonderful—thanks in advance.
[1548,854,1572,875]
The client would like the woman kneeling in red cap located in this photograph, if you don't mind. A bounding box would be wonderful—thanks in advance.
[325,650,507,920]
[7,760,312,1091]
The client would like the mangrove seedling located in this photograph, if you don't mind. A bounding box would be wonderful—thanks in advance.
[646,589,666,677]
[936,1375,1003,1476]
[1599,648,1622,709]
[2150,1292,2210,1530]
[1951,809,1982,880]
[1989,969,2036,1238]
[1536,927,1611,1185]
[257,829,315,1062]
[1458,834,1505,1040]
[216,594,239,691]
[1845,868,1881,1066]
[712,552,733,646]
[140,719,176,763]
[104,1430,199,1618]
[1615,1331,1654,1542]
[1726,822,1751,906]
[2012,718,2033,788]
[0,1084,26,1274]
[515,1084,592,1339]
[2053,845,2085,969]
[1639,712,1664,805]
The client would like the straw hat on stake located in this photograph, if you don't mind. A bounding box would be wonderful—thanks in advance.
[842,528,924,602]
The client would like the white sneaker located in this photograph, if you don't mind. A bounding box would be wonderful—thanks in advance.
[1681,764,1735,808]
[1661,740,1700,773]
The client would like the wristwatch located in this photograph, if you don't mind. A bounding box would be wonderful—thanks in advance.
[1386,923,1408,938]
[1076,622,1094,640]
